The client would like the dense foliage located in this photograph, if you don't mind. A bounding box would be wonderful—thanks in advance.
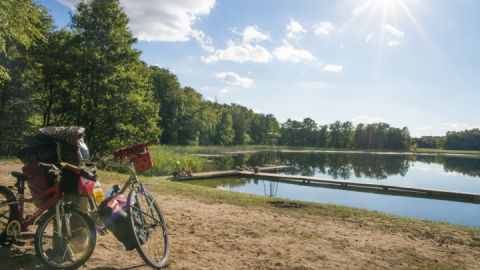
[444,129,480,150]
[280,119,411,150]
[414,136,445,149]
[6,0,478,155]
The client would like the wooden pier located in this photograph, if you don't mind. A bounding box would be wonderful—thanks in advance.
[175,166,480,204]
[174,165,289,180]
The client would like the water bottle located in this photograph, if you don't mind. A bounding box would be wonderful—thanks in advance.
[93,180,105,204]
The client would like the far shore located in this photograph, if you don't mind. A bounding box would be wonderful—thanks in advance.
[222,147,480,158]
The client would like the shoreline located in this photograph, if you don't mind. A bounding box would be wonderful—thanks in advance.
[223,148,480,158]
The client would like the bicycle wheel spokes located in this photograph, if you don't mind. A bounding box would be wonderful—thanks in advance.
[37,209,94,268]
[129,190,169,268]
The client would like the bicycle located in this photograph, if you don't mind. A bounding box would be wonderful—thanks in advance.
[100,140,170,269]
[0,163,97,270]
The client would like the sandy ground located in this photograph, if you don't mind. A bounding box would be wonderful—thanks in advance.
[1,160,480,269]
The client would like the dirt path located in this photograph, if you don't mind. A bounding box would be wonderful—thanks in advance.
[2,161,480,269]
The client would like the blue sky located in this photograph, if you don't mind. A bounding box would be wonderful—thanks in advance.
[40,0,480,136]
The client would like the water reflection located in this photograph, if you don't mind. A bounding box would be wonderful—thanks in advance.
[207,151,480,179]
[188,152,480,227]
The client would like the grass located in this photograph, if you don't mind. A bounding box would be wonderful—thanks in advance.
[146,146,215,176]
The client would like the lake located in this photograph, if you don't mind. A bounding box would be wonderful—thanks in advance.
[185,151,480,227]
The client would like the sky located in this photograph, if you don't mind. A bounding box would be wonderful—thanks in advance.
[40,0,480,137]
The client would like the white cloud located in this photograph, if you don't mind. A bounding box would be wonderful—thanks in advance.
[382,24,404,47]
[365,34,374,43]
[190,30,214,52]
[216,72,253,88]
[203,26,272,63]
[314,21,335,37]
[382,24,404,38]
[57,0,216,42]
[353,3,369,16]
[203,41,272,63]
[387,40,400,47]
[323,64,343,73]
[240,26,270,44]
[273,42,314,63]
[57,0,77,8]
[285,19,307,39]
[351,116,386,125]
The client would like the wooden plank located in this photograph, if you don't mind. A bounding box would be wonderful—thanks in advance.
[238,172,480,204]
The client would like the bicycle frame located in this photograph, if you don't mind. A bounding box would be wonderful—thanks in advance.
[2,180,62,232]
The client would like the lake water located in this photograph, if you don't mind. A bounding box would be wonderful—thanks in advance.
[186,151,480,227]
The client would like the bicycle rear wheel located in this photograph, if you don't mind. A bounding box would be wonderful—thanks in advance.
[34,206,96,270]
[127,188,169,268]
[0,186,19,244]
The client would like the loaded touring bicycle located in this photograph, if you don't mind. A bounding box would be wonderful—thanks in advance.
[0,127,169,269]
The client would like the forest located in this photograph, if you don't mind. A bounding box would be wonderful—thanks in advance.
[0,0,477,155]
[414,129,480,151]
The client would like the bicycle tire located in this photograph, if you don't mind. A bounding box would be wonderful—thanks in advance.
[0,186,19,243]
[127,188,169,268]
[34,206,96,270]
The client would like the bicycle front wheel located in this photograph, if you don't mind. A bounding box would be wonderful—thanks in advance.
[127,188,169,268]
[34,206,96,270]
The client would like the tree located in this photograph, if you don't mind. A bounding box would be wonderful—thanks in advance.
[230,104,250,145]
[353,123,367,149]
[216,111,234,145]
[0,0,52,154]
[150,66,183,144]
[70,0,159,154]
[444,129,480,150]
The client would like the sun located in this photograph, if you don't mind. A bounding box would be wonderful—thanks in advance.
[352,0,423,27]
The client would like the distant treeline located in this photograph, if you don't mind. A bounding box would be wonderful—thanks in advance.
[280,119,411,150]
[414,129,480,151]
[0,0,475,155]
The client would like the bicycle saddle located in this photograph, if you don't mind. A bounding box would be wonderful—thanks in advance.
[11,171,29,182]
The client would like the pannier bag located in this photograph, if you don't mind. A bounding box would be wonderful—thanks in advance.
[113,143,153,173]
[59,165,96,196]
[22,165,56,207]
[98,191,138,250]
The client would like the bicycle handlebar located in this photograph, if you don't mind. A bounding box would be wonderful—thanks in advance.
[38,162,61,173]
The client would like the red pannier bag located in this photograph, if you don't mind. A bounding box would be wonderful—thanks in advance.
[113,143,153,173]
[132,151,153,173]
[22,165,54,207]
[60,165,96,196]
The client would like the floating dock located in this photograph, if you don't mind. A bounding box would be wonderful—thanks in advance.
[175,166,480,204]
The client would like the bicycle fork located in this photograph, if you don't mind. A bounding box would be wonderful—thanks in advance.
[54,201,76,259]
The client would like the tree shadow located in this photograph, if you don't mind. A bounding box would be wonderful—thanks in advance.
[0,246,43,269]
[0,246,148,270]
